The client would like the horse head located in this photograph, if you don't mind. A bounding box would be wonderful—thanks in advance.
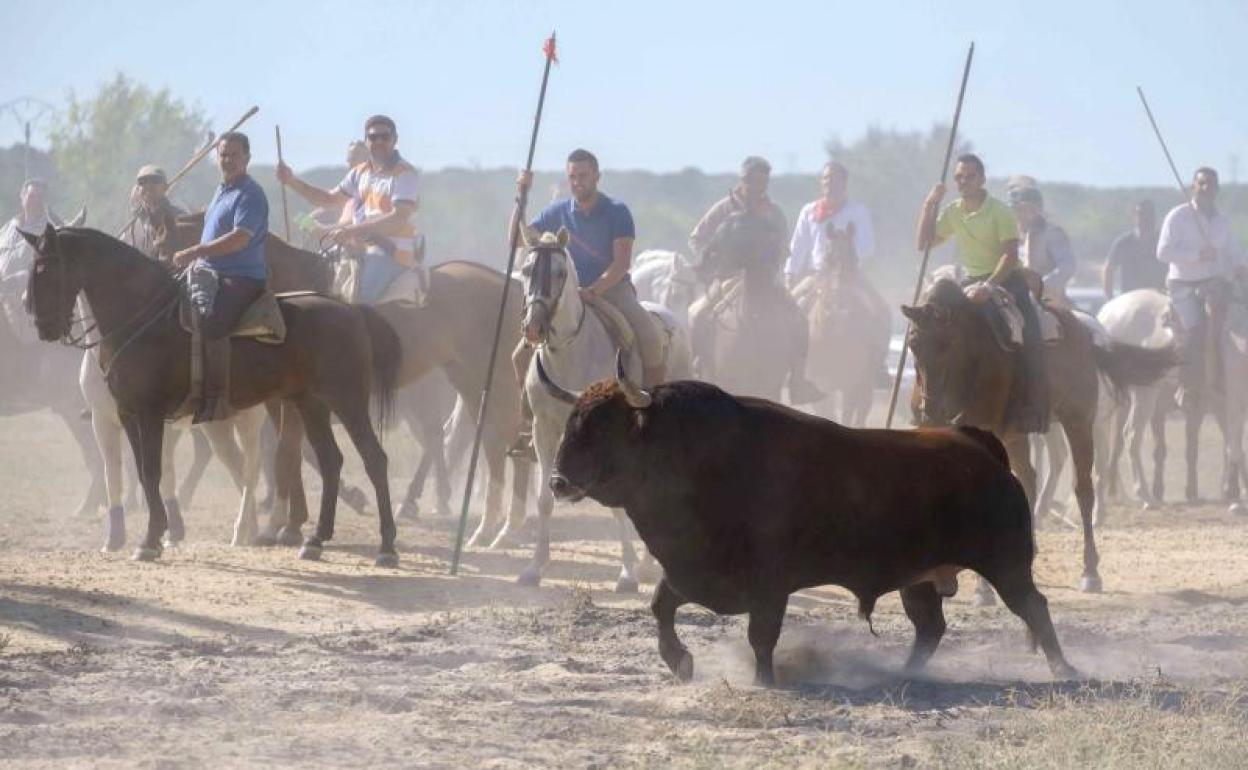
[519,225,576,345]
[819,221,858,277]
[900,278,985,426]
[19,224,84,343]
[707,209,784,282]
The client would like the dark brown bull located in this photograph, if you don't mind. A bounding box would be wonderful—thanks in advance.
[542,361,1076,685]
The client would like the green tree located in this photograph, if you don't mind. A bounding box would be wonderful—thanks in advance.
[48,74,214,232]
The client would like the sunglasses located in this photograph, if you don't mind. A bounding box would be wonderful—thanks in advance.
[366,132,393,142]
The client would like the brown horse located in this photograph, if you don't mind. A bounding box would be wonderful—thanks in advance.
[902,277,1177,594]
[797,224,890,426]
[22,225,402,565]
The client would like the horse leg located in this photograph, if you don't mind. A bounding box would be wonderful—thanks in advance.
[467,440,504,549]
[1105,390,1128,501]
[1151,384,1171,503]
[90,407,126,552]
[518,415,560,587]
[432,419,454,518]
[257,414,278,514]
[1184,392,1203,503]
[272,401,307,546]
[293,398,343,561]
[1127,385,1159,508]
[506,455,531,535]
[1218,387,1246,514]
[65,411,107,519]
[122,411,168,562]
[160,425,185,545]
[176,427,213,512]
[1062,410,1102,593]
[336,400,397,567]
[397,406,431,521]
[231,408,267,545]
[1036,429,1069,524]
[613,508,640,593]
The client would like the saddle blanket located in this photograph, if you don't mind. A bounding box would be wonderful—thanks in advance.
[972,281,1062,348]
[178,290,309,344]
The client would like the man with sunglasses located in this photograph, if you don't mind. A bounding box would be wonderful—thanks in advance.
[277,115,423,303]
[915,153,1049,433]
[124,165,186,259]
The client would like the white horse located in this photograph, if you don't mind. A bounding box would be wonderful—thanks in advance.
[516,227,691,591]
[631,249,701,326]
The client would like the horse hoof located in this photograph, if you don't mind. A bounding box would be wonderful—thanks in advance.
[276,526,303,547]
[101,507,126,553]
[299,542,323,561]
[374,552,400,568]
[397,501,419,521]
[1229,503,1247,516]
[675,652,694,682]
[516,567,542,587]
[131,545,161,562]
[1079,574,1103,593]
[615,576,639,594]
[164,500,185,544]
[253,531,278,547]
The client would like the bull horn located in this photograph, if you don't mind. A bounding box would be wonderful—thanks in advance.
[615,350,652,409]
[535,351,580,405]
[67,206,87,227]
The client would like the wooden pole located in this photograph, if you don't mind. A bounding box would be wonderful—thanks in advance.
[116,105,260,237]
[1136,86,1211,245]
[450,32,558,576]
[275,125,292,242]
[885,43,975,429]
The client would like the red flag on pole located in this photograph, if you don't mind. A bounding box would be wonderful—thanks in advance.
[543,31,558,63]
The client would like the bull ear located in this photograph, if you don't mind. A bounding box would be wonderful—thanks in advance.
[615,350,652,409]
[556,226,570,250]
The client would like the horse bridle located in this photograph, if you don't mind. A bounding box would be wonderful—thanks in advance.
[524,245,586,351]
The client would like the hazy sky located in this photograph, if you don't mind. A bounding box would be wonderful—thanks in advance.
[2,0,1245,186]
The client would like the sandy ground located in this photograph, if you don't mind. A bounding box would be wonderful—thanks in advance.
[2,406,1247,769]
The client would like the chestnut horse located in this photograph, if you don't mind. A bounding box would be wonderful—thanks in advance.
[903,277,1177,594]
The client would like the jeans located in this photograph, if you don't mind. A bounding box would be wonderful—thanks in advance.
[357,250,409,304]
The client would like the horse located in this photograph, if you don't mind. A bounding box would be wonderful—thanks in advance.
[516,226,691,591]
[795,223,891,426]
[688,209,804,402]
[902,276,1177,595]
[22,225,401,565]
[632,249,701,327]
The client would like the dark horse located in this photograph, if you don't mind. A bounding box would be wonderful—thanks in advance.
[902,277,1177,594]
[22,225,402,565]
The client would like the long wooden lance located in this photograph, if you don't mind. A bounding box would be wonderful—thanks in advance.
[1136,86,1211,245]
[116,105,260,237]
[885,43,974,429]
[275,125,292,241]
[450,32,558,575]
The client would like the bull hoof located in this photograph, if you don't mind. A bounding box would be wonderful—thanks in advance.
[275,526,303,547]
[299,541,323,561]
[516,566,542,587]
[375,551,400,568]
[101,506,126,553]
[1079,574,1103,593]
[164,500,185,544]
[1229,502,1247,516]
[615,575,639,594]
[131,545,161,562]
[674,651,694,682]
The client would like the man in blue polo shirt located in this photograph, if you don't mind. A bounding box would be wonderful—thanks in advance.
[172,131,268,423]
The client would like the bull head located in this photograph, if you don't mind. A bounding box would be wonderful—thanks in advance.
[615,350,652,409]
[535,350,580,405]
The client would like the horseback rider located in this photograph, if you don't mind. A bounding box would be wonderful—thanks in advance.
[786,160,875,285]
[124,165,186,260]
[1157,166,1242,389]
[276,115,425,303]
[507,148,666,458]
[687,156,824,405]
[0,178,64,288]
[1008,182,1076,309]
[916,153,1049,433]
[1103,199,1165,299]
[171,132,268,424]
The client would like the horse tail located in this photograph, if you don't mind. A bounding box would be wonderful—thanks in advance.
[956,425,1010,468]
[1093,341,1180,397]
[358,305,401,434]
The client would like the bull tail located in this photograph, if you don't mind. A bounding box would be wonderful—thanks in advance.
[1093,341,1179,398]
[358,305,401,434]
[956,425,1010,468]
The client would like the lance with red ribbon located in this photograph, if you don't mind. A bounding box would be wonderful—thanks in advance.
[450,31,558,575]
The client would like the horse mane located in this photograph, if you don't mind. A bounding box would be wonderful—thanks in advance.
[60,227,169,276]
[923,277,971,309]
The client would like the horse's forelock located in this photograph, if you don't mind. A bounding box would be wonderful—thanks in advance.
[924,278,969,309]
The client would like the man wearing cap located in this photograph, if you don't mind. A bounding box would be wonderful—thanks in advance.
[686,156,824,405]
[277,115,423,303]
[1103,200,1165,299]
[916,153,1049,432]
[172,132,269,423]
[1009,183,1076,308]
[125,165,186,259]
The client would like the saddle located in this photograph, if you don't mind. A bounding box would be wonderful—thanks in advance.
[178,289,297,344]
[972,282,1063,351]
[581,291,680,366]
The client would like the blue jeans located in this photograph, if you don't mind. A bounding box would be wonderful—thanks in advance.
[357,251,408,304]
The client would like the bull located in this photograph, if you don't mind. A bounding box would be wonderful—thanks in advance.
[540,356,1077,685]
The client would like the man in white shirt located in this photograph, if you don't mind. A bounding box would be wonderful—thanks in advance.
[1158,167,1241,333]
[785,161,875,284]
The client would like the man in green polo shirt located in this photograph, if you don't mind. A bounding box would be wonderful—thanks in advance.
[914,153,1048,432]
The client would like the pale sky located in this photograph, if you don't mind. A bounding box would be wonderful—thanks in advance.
[2,0,1245,185]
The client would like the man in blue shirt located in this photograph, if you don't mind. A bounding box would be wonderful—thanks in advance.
[172,131,268,422]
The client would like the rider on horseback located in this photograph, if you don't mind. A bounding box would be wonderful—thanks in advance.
[124,165,186,260]
[786,161,875,284]
[916,153,1050,433]
[688,156,824,405]
[171,132,269,424]
[1157,167,1242,393]
[1008,182,1076,309]
[276,115,425,303]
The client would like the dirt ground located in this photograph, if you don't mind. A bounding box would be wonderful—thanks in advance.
[2,406,1247,769]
